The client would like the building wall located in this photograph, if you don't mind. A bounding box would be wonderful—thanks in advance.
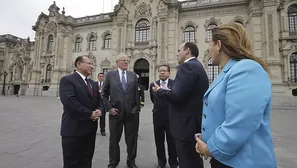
[1,0,297,96]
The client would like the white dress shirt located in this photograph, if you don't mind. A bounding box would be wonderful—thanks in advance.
[118,68,127,83]
[184,57,195,63]
[76,71,87,85]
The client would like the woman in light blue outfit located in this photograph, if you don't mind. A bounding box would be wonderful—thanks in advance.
[195,23,277,168]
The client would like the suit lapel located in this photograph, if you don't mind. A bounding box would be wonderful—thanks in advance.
[74,72,93,98]
[204,59,238,97]
[168,79,173,89]
[125,72,132,92]
[114,70,125,93]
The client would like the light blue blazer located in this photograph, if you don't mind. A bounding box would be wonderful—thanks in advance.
[202,59,277,168]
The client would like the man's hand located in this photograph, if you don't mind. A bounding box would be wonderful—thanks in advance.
[195,133,211,160]
[153,82,160,92]
[90,109,101,121]
[109,108,118,116]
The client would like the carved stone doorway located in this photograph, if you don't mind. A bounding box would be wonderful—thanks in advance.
[134,58,149,90]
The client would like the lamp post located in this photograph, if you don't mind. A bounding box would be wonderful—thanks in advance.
[2,71,8,95]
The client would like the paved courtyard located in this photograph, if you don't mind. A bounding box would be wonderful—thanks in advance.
[0,95,297,168]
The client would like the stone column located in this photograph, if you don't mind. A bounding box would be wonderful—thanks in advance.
[26,32,43,96]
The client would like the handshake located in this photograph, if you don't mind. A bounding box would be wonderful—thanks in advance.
[90,109,102,121]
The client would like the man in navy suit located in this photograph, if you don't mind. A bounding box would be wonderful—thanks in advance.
[96,72,106,136]
[59,55,105,168]
[150,64,178,168]
[153,42,209,168]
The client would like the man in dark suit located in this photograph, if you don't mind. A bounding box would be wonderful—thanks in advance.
[59,55,105,168]
[136,74,145,108]
[101,53,140,168]
[153,42,209,168]
[96,72,106,136]
[150,64,178,168]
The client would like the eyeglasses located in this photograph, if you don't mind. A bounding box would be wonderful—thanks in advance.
[81,62,93,65]
[158,70,169,73]
[118,59,130,63]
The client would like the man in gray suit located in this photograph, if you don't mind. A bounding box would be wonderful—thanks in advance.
[102,53,140,168]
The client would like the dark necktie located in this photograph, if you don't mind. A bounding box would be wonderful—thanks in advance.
[85,78,93,97]
[121,71,127,90]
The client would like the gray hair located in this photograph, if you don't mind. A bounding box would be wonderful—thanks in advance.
[117,53,128,60]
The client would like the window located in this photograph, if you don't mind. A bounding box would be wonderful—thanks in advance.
[135,19,150,43]
[208,58,219,84]
[89,35,96,51]
[74,38,82,52]
[288,5,297,32]
[45,64,52,83]
[47,35,54,51]
[206,24,216,42]
[184,26,195,42]
[290,52,297,83]
[104,34,111,49]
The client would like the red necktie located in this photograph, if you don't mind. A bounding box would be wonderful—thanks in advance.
[85,78,93,97]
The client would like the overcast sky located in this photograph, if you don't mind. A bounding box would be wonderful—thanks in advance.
[0,0,119,40]
[0,0,187,40]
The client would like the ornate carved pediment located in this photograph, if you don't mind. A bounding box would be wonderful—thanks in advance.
[101,30,112,39]
[87,52,97,66]
[158,0,168,11]
[32,12,49,31]
[73,34,83,42]
[181,20,198,30]
[86,32,98,41]
[48,1,60,17]
[135,2,152,19]
[230,15,246,26]
[204,17,222,28]
[101,57,111,66]
[44,21,58,35]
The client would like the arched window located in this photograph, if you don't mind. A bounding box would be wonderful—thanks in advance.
[74,38,82,52]
[184,26,195,42]
[290,52,297,83]
[135,19,150,44]
[206,24,217,42]
[208,58,219,84]
[104,34,112,49]
[89,35,96,51]
[47,35,54,51]
[288,5,297,32]
[45,64,52,83]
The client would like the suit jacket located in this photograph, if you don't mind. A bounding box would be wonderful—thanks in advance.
[138,84,145,104]
[156,58,209,141]
[201,59,277,167]
[59,72,104,136]
[150,79,174,125]
[101,70,140,119]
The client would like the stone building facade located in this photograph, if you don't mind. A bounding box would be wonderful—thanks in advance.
[0,0,297,96]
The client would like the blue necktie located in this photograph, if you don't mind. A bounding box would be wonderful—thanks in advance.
[121,71,127,90]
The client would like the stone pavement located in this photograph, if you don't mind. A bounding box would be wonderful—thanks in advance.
[0,95,297,168]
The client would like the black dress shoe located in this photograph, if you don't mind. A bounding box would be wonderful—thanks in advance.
[127,164,138,168]
[101,132,106,136]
